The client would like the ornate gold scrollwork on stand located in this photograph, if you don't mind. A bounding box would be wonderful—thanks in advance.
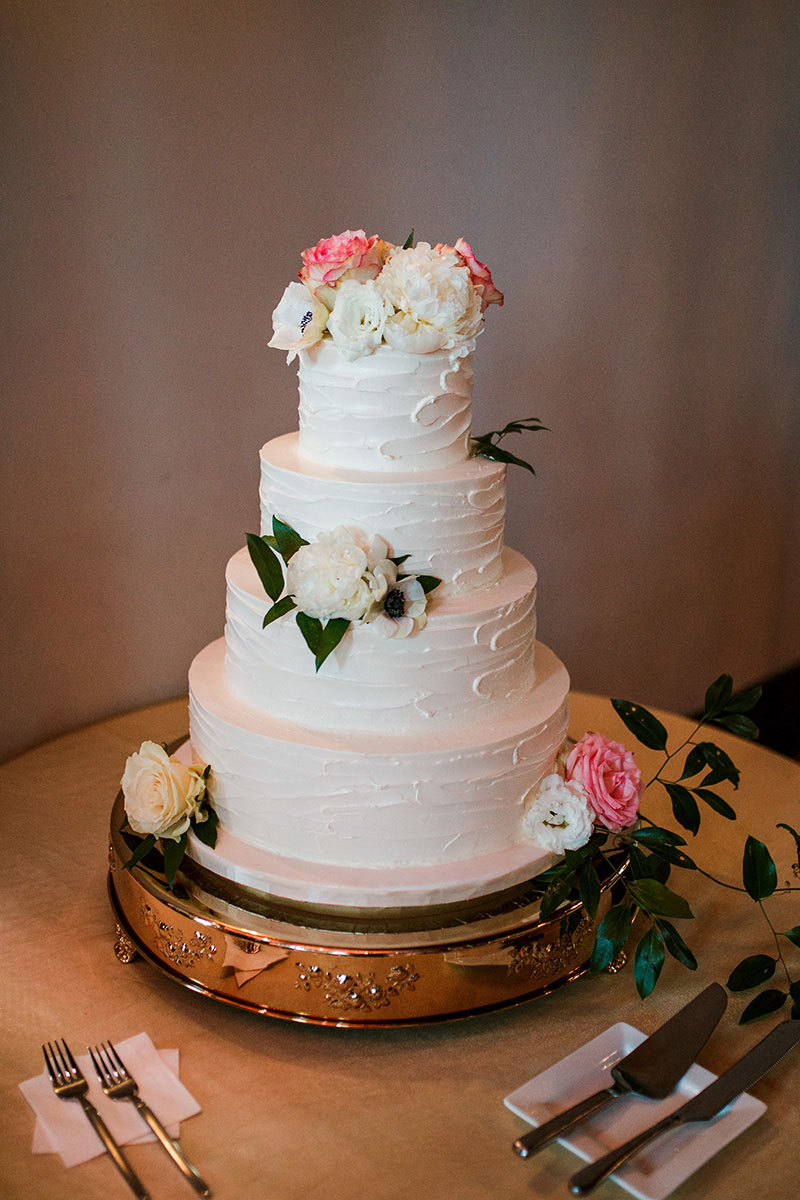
[295,961,420,1013]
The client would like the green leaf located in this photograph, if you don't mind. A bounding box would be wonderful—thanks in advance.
[739,988,788,1024]
[742,836,777,901]
[692,788,737,821]
[296,611,322,654]
[416,575,441,595]
[402,229,414,249]
[711,713,760,740]
[703,674,733,720]
[610,700,669,751]
[246,532,284,602]
[694,742,740,789]
[192,804,218,848]
[634,927,665,999]
[472,442,537,475]
[679,744,709,780]
[589,904,632,973]
[663,783,701,835]
[776,822,800,857]
[782,926,800,948]
[539,871,576,919]
[724,684,763,714]
[263,594,296,628]
[726,954,777,992]
[272,517,307,562]
[628,878,694,919]
[657,919,697,970]
[315,618,350,671]
[629,826,687,848]
[162,832,188,889]
[627,845,654,879]
[644,841,697,870]
[577,862,601,920]
[122,832,157,872]
[391,554,411,567]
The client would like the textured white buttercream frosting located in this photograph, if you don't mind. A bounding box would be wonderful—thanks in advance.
[297,339,474,472]
[225,546,537,733]
[189,638,569,871]
[260,433,505,596]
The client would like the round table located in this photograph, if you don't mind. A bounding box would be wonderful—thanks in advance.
[2,693,798,1200]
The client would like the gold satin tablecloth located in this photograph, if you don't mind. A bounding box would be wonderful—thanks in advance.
[2,694,798,1200]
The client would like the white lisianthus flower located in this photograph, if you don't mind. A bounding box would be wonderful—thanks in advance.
[377,242,482,352]
[268,281,328,362]
[327,279,393,360]
[121,741,207,841]
[285,527,393,622]
[521,774,594,853]
[370,575,430,638]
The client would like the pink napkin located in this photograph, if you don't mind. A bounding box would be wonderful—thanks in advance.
[19,1033,201,1168]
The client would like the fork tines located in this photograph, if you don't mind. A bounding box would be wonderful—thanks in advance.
[42,1038,79,1085]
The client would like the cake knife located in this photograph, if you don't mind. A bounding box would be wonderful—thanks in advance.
[512,982,727,1157]
[569,1016,800,1194]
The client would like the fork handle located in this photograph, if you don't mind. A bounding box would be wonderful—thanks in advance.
[132,1097,212,1198]
[78,1097,150,1200]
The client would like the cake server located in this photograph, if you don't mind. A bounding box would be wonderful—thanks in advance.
[512,982,727,1158]
[569,1016,800,1194]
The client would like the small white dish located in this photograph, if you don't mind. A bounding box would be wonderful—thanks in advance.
[505,1021,766,1200]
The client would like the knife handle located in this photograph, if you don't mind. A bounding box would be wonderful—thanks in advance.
[569,1112,681,1194]
[513,1087,620,1157]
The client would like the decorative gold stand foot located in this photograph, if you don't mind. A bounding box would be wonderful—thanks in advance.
[605,949,628,974]
[114,922,139,963]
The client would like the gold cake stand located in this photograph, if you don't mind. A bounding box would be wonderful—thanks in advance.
[108,793,629,1028]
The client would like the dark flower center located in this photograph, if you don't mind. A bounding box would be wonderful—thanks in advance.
[384,588,406,619]
[299,310,313,332]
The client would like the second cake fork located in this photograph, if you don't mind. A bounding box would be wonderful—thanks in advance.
[89,1041,211,1198]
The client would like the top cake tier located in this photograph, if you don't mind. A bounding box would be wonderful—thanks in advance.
[297,340,474,472]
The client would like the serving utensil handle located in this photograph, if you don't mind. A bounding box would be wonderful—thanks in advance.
[79,1097,150,1199]
[569,1112,680,1194]
[133,1097,212,1198]
[513,1087,618,1157]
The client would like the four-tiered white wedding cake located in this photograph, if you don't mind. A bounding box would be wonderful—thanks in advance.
[183,232,571,908]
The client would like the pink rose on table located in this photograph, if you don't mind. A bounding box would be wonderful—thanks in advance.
[300,230,386,291]
[565,732,641,831]
[454,238,504,309]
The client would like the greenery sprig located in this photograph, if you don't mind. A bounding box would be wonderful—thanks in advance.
[534,675,799,1021]
[471,417,547,475]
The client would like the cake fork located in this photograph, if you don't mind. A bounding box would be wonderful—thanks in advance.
[42,1039,149,1199]
[89,1041,212,1198]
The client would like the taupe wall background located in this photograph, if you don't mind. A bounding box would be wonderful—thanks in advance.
[2,0,799,762]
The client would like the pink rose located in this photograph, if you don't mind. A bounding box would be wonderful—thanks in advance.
[299,230,385,291]
[565,732,641,831]
[453,238,504,309]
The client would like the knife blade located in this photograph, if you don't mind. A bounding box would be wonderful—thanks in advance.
[569,1017,800,1195]
[512,982,727,1158]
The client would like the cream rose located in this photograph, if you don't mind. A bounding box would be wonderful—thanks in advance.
[121,741,206,841]
[521,774,594,853]
[268,281,328,362]
[327,279,393,360]
[285,527,392,623]
[377,242,482,351]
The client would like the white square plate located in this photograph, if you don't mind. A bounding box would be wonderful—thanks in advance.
[504,1021,766,1200]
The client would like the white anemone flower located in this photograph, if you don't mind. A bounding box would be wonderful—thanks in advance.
[268,281,328,362]
[370,575,429,638]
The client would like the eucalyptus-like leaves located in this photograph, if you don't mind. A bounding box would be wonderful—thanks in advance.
[471,416,547,475]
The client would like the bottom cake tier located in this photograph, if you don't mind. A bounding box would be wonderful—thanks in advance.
[187,639,569,905]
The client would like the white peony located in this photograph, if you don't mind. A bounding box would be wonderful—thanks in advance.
[326,279,393,360]
[285,527,393,623]
[377,242,482,352]
[369,575,430,638]
[521,774,595,853]
[268,281,328,362]
[121,741,207,841]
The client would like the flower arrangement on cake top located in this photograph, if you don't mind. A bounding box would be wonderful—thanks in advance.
[268,229,503,361]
